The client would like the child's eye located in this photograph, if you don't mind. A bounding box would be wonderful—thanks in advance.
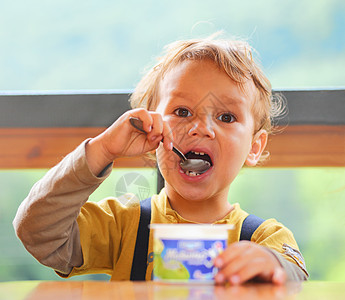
[217,113,236,123]
[174,108,192,118]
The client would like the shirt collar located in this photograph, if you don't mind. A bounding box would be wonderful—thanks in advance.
[153,188,242,224]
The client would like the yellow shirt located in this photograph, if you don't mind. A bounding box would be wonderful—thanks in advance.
[68,188,306,280]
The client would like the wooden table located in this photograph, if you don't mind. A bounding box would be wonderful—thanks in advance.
[0,280,344,300]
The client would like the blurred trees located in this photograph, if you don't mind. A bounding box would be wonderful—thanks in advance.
[1,168,344,281]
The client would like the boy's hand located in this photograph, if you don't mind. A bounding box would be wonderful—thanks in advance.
[86,108,173,175]
[214,241,286,285]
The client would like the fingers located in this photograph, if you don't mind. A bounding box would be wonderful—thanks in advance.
[272,267,286,285]
[128,109,173,151]
[129,108,154,134]
[146,113,163,145]
[214,241,254,285]
[214,241,286,285]
[161,119,174,151]
[214,241,251,274]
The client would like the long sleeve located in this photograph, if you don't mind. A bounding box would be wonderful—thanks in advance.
[251,219,309,281]
[13,139,112,275]
[268,249,308,281]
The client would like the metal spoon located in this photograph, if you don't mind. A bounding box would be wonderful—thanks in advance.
[129,117,211,174]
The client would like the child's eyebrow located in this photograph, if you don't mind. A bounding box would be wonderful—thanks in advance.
[171,91,243,102]
[170,91,194,101]
[169,91,247,111]
[215,94,247,111]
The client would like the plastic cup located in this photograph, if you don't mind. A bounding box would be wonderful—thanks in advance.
[151,224,233,284]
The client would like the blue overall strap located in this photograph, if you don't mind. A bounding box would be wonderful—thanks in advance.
[130,197,152,281]
[239,214,265,241]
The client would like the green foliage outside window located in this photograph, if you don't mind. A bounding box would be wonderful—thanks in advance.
[1,168,344,281]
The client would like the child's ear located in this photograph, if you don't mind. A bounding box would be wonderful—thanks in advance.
[245,129,268,167]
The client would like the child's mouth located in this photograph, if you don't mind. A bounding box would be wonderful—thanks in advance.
[180,151,213,176]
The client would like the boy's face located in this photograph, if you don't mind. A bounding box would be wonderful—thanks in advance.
[155,59,267,203]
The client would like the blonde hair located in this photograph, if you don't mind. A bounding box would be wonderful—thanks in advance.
[130,35,285,149]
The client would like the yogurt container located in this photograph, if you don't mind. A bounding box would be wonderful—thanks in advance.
[151,224,233,284]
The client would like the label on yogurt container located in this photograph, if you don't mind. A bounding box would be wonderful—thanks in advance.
[154,238,226,283]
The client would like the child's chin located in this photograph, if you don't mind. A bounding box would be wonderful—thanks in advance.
[177,188,211,202]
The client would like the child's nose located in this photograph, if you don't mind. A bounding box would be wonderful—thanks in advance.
[187,117,215,139]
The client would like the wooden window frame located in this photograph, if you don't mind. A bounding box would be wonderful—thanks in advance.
[0,89,344,169]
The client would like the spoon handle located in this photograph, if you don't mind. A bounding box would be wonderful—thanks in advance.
[171,146,187,162]
[129,117,186,162]
[129,117,147,134]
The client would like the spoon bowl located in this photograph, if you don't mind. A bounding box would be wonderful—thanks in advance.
[179,159,211,174]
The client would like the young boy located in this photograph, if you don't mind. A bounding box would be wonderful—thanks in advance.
[13,36,308,284]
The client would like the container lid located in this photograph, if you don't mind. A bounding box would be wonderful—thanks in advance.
[150,224,234,239]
